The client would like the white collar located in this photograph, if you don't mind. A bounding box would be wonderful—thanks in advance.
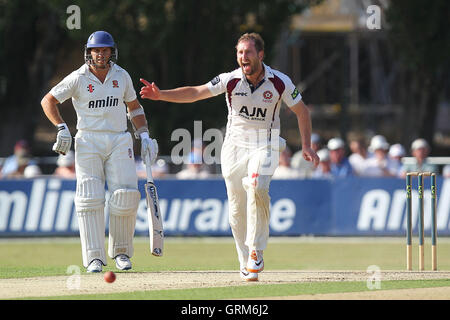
[79,63,116,82]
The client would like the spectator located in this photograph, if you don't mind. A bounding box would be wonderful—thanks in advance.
[361,138,396,177]
[400,138,438,177]
[368,135,388,155]
[348,137,369,176]
[291,132,321,178]
[327,137,354,177]
[176,151,211,179]
[312,148,332,179]
[273,147,301,179]
[24,164,42,178]
[388,143,406,177]
[53,150,76,178]
[5,155,31,178]
[1,140,39,178]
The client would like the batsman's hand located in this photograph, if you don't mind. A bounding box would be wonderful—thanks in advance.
[140,78,161,100]
[142,137,159,165]
[52,123,72,155]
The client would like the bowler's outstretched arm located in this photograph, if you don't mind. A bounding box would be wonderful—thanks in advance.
[139,78,213,103]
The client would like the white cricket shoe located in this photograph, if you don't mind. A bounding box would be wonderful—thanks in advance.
[246,250,264,273]
[87,259,103,273]
[115,254,132,270]
[240,267,258,282]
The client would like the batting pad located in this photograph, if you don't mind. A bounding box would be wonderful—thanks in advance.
[77,208,107,267]
[75,177,107,267]
[107,189,141,258]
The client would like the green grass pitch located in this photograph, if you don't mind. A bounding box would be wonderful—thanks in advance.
[1,236,449,299]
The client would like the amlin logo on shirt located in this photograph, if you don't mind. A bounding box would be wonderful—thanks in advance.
[88,96,119,108]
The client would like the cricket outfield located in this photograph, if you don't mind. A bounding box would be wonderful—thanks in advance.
[0,237,449,300]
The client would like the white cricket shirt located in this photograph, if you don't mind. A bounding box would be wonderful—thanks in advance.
[50,64,137,133]
[207,63,302,147]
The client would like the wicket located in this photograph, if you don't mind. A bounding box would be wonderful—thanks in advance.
[405,172,437,271]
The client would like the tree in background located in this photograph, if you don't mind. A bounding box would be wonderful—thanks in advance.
[0,0,320,156]
[0,0,66,156]
[386,0,450,151]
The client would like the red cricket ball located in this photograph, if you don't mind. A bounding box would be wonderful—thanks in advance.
[104,271,116,283]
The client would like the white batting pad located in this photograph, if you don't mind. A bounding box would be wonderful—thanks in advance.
[107,189,141,258]
[75,177,107,267]
[77,208,106,267]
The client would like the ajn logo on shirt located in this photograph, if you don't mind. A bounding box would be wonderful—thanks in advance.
[112,80,119,88]
[239,106,267,121]
[88,96,119,108]
[87,84,95,93]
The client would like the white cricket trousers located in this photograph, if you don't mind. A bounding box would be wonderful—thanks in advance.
[74,131,139,267]
[221,139,279,269]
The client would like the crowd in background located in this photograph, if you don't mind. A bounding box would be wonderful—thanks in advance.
[0,140,76,179]
[1,134,450,180]
[273,133,450,180]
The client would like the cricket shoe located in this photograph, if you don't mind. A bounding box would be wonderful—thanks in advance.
[246,250,264,273]
[240,268,258,282]
[115,254,132,270]
[86,259,103,273]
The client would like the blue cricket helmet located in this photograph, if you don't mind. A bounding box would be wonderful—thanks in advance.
[84,31,118,65]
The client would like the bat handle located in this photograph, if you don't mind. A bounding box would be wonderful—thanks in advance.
[145,154,154,183]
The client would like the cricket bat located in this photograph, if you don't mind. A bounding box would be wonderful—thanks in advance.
[144,155,164,256]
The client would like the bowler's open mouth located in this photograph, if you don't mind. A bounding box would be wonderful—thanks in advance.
[242,62,251,72]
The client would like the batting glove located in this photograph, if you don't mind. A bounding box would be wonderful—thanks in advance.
[141,133,158,165]
[52,123,72,155]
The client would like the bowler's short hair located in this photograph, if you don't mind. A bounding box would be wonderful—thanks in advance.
[236,33,265,53]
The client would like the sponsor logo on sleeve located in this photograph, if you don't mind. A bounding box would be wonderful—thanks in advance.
[291,88,300,100]
[210,76,220,86]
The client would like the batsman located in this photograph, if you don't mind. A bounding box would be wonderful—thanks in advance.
[41,31,158,272]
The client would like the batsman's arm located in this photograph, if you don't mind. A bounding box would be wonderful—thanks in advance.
[41,92,73,155]
[126,99,148,131]
[140,78,213,103]
[290,100,320,167]
[126,99,158,164]
[41,93,66,126]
